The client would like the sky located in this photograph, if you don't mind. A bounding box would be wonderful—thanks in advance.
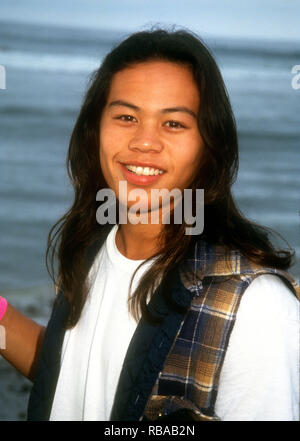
[1,0,300,42]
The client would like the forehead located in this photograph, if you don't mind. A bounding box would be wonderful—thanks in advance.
[106,60,200,110]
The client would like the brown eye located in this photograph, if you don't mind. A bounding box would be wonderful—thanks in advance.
[115,115,137,122]
[165,120,186,129]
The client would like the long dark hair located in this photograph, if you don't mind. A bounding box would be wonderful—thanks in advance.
[46,27,294,328]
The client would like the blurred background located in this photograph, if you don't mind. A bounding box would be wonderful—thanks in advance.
[0,0,299,420]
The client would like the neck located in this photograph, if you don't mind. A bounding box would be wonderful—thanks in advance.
[115,222,164,260]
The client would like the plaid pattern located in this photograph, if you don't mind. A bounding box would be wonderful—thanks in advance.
[143,239,300,421]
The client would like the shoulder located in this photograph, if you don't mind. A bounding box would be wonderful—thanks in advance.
[238,274,299,323]
[180,237,300,306]
[215,273,300,421]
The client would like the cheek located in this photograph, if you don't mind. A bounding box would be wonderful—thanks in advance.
[176,139,204,185]
[99,125,114,167]
[181,138,203,166]
[100,123,123,158]
[191,134,205,165]
[99,130,123,189]
[99,132,113,185]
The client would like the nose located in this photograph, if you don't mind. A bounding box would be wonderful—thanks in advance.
[128,124,163,153]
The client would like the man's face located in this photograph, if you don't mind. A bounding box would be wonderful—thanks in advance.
[99,60,204,215]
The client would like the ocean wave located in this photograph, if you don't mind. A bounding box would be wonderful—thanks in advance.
[0,104,76,117]
[212,39,300,61]
[0,43,296,78]
[0,49,101,73]
[221,65,293,82]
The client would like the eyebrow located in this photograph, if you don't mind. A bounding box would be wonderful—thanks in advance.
[108,100,197,119]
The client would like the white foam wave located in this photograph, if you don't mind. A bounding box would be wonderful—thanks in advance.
[0,48,292,80]
[221,65,292,82]
[0,49,101,74]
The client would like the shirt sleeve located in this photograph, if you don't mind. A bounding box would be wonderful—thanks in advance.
[215,273,300,421]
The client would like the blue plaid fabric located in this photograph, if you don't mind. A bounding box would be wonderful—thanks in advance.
[143,239,300,420]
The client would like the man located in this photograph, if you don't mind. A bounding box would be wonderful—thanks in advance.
[1,28,299,421]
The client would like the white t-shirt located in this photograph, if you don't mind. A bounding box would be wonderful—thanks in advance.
[50,225,299,421]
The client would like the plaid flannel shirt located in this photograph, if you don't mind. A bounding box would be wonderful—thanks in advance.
[142,239,300,421]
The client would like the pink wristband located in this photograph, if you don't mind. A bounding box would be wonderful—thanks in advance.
[0,296,8,321]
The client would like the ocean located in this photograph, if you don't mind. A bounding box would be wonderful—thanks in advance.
[0,19,299,420]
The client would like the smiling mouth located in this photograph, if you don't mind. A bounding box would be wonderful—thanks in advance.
[123,164,165,176]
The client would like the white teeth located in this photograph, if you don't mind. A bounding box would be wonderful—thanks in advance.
[125,164,164,176]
